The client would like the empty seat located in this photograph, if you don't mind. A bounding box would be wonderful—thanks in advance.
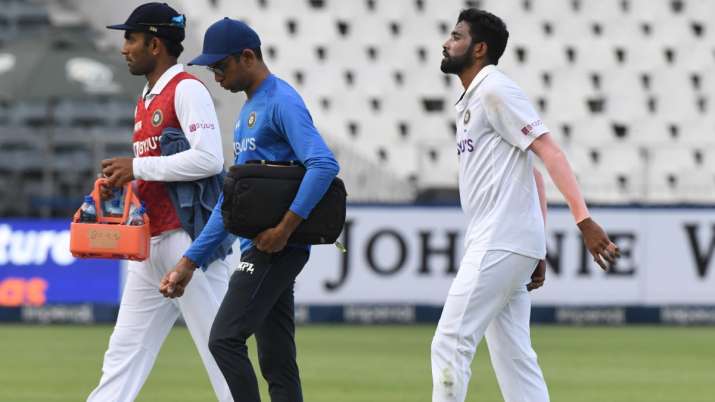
[401,67,451,99]
[380,90,424,122]
[580,0,629,20]
[330,0,370,20]
[418,143,458,188]
[701,146,715,173]
[556,16,606,40]
[480,0,530,27]
[600,18,646,40]
[264,40,317,72]
[577,146,645,203]
[689,0,715,15]
[297,11,338,43]
[346,15,391,44]
[645,146,699,202]
[679,119,715,146]
[605,92,651,122]
[10,102,49,127]
[628,0,685,22]
[679,169,715,202]
[569,118,628,146]
[399,15,450,44]
[411,114,453,144]
[502,40,567,71]
[547,91,593,121]
[372,0,420,20]
[631,119,682,146]
[598,69,643,96]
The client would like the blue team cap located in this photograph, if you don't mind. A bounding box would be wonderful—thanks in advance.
[107,2,186,43]
[188,18,261,66]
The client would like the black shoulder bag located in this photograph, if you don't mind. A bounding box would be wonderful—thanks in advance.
[221,161,347,245]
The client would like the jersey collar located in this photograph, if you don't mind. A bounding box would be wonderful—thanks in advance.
[248,73,275,101]
[455,64,496,112]
[141,64,185,99]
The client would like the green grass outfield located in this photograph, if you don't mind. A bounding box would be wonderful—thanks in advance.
[1,324,713,402]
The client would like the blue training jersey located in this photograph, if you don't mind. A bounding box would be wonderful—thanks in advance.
[184,74,339,264]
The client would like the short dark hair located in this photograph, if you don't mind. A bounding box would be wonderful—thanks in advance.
[123,30,184,58]
[146,33,184,58]
[457,8,509,65]
[124,31,183,58]
[233,47,263,62]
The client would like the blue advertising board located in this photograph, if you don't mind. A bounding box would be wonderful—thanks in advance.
[0,219,121,306]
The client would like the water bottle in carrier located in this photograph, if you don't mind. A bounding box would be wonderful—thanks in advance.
[126,205,145,226]
[103,188,125,217]
[71,178,150,261]
[79,195,97,223]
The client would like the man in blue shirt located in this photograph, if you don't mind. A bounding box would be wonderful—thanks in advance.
[159,18,339,402]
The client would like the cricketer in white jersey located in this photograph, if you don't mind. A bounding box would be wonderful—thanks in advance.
[88,4,233,402]
[432,9,620,402]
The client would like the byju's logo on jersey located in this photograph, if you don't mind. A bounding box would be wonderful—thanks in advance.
[134,135,161,156]
[151,109,163,127]
[247,111,257,128]
[233,137,256,155]
[457,138,474,156]
[189,122,215,132]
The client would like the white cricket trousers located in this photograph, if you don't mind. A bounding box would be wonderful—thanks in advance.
[87,230,233,402]
[431,249,549,402]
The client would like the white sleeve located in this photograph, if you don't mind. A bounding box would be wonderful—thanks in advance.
[133,79,224,182]
[482,82,549,151]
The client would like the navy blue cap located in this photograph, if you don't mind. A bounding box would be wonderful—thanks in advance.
[107,2,186,43]
[188,18,261,66]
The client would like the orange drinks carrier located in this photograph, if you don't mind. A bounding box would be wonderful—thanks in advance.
[70,179,150,261]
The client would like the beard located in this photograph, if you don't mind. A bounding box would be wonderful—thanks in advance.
[127,64,146,76]
[440,45,476,74]
[127,59,154,76]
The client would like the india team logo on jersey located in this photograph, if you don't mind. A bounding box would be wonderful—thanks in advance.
[151,109,163,127]
[463,110,471,125]
[247,111,257,128]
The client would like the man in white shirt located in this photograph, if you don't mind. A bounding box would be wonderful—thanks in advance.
[431,9,620,402]
[86,3,232,401]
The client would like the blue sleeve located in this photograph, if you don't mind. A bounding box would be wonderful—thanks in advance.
[274,97,340,219]
[183,192,229,266]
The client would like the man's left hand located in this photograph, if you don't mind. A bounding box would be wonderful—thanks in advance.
[102,157,134,188]
[254,226,291,253]
[527,260,546,291]
[254,210,303,253]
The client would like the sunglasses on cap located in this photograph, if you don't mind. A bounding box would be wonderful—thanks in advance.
[137,15,186,29]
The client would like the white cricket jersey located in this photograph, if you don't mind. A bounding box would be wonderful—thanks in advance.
[455,65,547,259]
[132,64,224,182]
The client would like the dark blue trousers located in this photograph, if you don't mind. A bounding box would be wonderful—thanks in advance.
[208,246,309,402]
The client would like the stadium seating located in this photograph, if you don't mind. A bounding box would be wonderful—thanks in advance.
[3,0,715,216]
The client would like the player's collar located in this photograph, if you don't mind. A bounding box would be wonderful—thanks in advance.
[456,64,496,111]
[142,64,185,99]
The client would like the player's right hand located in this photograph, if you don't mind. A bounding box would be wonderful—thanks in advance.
[527,260,546,291]
[160,257,197,298]
[577,217,620,271]
[99,183,114,200]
